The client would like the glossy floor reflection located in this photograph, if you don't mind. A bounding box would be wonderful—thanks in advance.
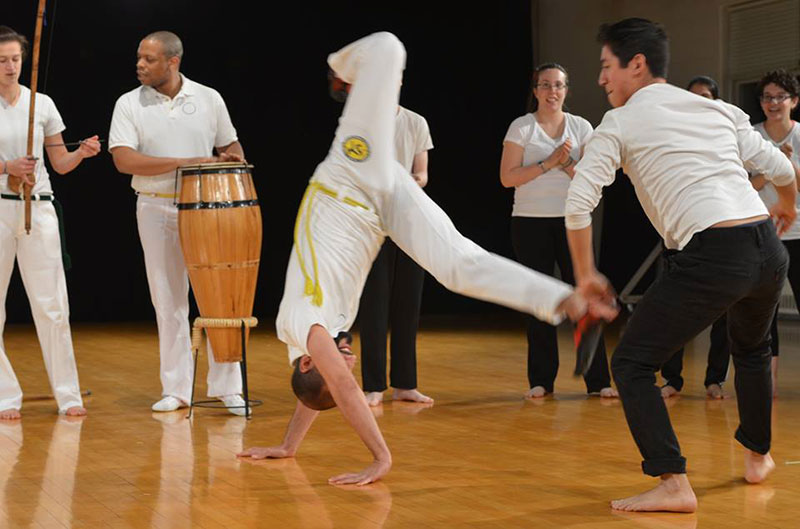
[0,318,797,528]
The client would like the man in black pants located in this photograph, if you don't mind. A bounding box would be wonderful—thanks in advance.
[565,18,797,512]
[358,105,434,407]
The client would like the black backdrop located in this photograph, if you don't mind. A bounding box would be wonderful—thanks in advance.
[5,0,656,324]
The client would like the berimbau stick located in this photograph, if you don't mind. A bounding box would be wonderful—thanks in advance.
[24,0,47,235]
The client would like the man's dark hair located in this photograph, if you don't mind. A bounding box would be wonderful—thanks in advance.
[757,69,800,99]
[687,75,719,99]
[596,18,669,79]
[0,26,29,60]
[291,359,336,411]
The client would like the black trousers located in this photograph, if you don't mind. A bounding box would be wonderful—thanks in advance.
[613,220,786,476]
[510,216,611,393]
[662,237,800,389]
[358,238,425,392]
[660,311,730,390]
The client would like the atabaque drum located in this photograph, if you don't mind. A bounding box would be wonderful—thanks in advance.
[177,162,262,362]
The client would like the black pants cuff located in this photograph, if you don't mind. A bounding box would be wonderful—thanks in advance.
[735,427,770,455]
[642,457,687,476]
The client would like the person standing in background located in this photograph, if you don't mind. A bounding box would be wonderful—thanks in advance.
[359,105,434,407]
[500,63,617,399]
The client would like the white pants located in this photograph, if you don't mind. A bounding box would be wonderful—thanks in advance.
[0,199,83,413]
[136,195,242,402]
[277,33,573,361]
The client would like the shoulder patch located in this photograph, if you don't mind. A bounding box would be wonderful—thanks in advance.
[343,136,370,162]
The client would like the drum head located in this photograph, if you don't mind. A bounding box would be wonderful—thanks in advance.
[178,162,254,176]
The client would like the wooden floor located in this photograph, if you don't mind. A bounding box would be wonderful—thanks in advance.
[1,317,798,528]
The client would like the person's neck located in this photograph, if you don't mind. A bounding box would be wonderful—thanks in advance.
[764,116,794,141]
[0,82,20,106]
[154,73,182,99]
[535,106,564,124]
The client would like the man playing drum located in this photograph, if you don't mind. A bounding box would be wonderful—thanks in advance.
[238,32,618,484]
[109,31,248,414]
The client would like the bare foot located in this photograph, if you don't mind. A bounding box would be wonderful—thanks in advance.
[706,384,727,399]
[365,391,384,407]
[744,451,775,484]
[525,386,548,399]
[0,409,20,420]
[599,387,619,398]
[611,473,697,512]
[661,385,679,399]
[64,406,87,416]
[771,356,778,398]
[392,388,433,404]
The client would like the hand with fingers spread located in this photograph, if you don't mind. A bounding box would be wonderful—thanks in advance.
[328,458,392,486]
[237,445,294,460]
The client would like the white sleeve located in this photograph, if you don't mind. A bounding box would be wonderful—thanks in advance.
[108,95,139,151]
[733,106,794,187]
[565,112,622,230]
[43,96,66,137]
[416,115,433,153]
[213,90,238,148]
[503,115,530,147]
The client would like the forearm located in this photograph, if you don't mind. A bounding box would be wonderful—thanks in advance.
[328,374,391,462]
[49,150,85,175]
[280,401,320,454]
[566,225,597,283]
[500,163,547,188]
[774,181,797,208]
[111,147,204,176]
[217,141,245,160]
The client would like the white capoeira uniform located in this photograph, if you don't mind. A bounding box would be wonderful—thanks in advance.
[109,75,241,402]
[277,32,573,364]
[0,87,83,413]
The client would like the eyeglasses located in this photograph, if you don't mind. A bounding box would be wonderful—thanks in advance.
[760,94,793,104]
[536,82,568,91]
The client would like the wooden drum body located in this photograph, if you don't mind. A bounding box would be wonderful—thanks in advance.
[178,163,262,362]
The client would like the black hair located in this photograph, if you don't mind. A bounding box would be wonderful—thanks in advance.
[757,69,800,99]
[687,75,719,99]
[527,62,569,113]
[596,18,669,78]
[0,26,28,60]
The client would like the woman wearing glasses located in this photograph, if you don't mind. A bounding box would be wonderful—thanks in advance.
[750,69,800,397]
[499,63,616,399]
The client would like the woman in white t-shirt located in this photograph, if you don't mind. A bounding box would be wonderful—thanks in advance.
[499,63,616,399]
[750,69,800,397]
[0,26,100,419]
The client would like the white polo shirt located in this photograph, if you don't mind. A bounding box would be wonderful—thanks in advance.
[0,86,65,195]
[565,83,795,250]
[108,75,238,194]
[503,112,593,217]
[395,106,433,172]
[754,121,800,241]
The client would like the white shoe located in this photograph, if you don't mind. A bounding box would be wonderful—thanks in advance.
[151,396,187,412]
[219,395,249,417]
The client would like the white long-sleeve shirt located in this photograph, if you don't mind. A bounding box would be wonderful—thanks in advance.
[565,83,795,250]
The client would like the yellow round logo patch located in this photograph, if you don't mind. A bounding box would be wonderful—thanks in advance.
[343,136,370,162]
